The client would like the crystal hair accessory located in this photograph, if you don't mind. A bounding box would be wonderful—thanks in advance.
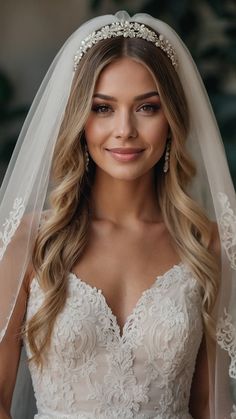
[163,139,171,173]
[84,143,89,172]
[73,20,178,71]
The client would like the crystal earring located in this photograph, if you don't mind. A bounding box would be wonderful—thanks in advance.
[163,139,171,173]
[84,143,89,172]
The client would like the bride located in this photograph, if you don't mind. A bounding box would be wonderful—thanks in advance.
[0,10,235,419]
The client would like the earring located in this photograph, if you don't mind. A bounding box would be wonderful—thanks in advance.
[163,139,171,173]
[84,143,89,172]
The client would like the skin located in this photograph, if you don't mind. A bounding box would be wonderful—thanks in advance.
[85,57,169,191]
[81,56,180,330]
[83,57,209,418]
[0,57,211,418]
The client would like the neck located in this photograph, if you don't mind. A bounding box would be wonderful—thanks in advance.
[89,169,162,226]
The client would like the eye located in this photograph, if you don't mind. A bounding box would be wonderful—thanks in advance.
[91,104,113,114]
[139,104,160,113]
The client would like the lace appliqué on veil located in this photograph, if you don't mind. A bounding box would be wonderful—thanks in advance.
[216,192,236,415]
[0,197,25,261]
[218,192,236,270]
[217,309,236,379]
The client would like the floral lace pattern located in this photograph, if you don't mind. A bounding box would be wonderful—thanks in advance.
[215,192,236,416]
[218,192,236,270]
[217,309,236,379]
[24,264,202,419]
[0,197,25,260]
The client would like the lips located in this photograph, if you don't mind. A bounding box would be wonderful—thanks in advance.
[106,148,144,154]
[105,147,145,162]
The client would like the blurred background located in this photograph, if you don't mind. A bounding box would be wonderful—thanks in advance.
[0,0,236,188]
[0,1,235,418]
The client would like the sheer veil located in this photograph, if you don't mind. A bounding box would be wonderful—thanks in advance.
[0,10,235,418]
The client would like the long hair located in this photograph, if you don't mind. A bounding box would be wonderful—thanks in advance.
[22,34,219,367]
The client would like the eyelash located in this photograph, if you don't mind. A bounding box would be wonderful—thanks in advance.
[91,104,111,114]
[140,104,160,112]
[91,103,160,114]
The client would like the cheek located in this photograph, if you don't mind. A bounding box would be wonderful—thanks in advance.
[84,117,97,143]
[84,116,111,145]
[144,118,169,147]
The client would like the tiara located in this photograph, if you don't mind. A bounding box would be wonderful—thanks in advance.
[73,20,178,71]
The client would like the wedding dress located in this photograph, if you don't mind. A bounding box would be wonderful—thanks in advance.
[23,262,203,419]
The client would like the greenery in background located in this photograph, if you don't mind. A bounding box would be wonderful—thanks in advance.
[0,0,235,184]
[90,0,236,185]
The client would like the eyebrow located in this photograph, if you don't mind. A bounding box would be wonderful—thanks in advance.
[93,91,159,101]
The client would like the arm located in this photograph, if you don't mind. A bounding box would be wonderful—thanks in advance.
[0,212,43,418]
[189,335,210,419]
[0,271,31,418]
[189,221,221,419]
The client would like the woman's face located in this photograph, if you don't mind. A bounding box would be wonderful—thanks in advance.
[84,57,169,181]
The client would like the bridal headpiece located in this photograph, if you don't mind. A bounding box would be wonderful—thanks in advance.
[74,20,178,71]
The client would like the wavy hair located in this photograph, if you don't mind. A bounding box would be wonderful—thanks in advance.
[22,33,219,367]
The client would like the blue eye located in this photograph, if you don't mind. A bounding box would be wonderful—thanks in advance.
[91,104,112,113]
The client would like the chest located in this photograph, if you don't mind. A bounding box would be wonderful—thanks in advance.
[27,265,203,358]
[25,267,203,417]
[71,221,180,331]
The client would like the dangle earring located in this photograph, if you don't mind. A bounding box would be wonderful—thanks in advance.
[163,136,171,174]
[84,143,90,172]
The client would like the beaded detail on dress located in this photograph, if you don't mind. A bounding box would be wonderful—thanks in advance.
[24,263,203,419]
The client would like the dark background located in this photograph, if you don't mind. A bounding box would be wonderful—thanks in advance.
[1,0,236,184]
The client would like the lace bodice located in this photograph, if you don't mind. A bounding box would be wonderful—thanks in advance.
[24,263,203,419]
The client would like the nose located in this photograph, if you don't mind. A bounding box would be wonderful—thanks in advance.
[114,110,138,139]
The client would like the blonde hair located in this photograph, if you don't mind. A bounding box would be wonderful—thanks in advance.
[23,34,219,367]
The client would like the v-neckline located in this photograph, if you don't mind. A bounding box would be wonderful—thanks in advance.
[69,262,184,340]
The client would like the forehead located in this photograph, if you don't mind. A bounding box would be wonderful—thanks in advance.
[94,57,158,95]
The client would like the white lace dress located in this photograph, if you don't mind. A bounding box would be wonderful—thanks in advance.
[23,262,203,419]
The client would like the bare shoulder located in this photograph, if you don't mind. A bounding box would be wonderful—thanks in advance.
[22,263,36,297]
[208,221,221,261]
[15,209,52,240]
[39,209,53,226]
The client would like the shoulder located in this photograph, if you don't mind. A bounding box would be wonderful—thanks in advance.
[14,209,52,240]
[208,221,221,262]
[39,209,53,229]
[23,264,36,296]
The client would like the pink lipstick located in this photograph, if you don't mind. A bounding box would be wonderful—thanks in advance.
[106,147,144,162]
